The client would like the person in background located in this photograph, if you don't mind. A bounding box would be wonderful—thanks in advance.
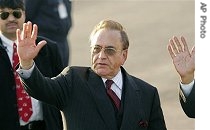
[167,36,195,118]
[16,19,167,130]
[0,0,64,129]
[24,0,72,67]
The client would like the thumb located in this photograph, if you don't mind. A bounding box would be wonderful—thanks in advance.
[191,46,195,57]
[35,40,47,53]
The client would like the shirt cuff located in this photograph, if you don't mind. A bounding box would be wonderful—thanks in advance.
[180,79,195,97]
[17,63,35,79]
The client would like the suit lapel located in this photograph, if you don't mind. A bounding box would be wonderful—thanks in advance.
[87,69,118,130]
[120,70,146,130]
[0,38,13,69]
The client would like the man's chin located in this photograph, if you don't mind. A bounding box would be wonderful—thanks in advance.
[95,69,109,76]
[6,29,17,34]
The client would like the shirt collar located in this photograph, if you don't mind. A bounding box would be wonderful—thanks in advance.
[0,33,16,49]
[102,69,123,90]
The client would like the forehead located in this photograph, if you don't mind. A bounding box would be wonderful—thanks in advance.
[91,29,122,47]
[0,8,20,12]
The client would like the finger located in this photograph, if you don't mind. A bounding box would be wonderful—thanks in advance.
[169,38,178,54]
[16,29,21,44]
[191,46,195,69]
[167,44,176,59]
[22,23,27,39]
[26,21,32,38]
[35,40,47,54]
[174,36,183,52]
[31,24,38,40]
[181,36,189,52]
[191,46,195,58]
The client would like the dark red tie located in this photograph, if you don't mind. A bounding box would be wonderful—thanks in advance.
[13,43,33,122]
[106,80,120,110]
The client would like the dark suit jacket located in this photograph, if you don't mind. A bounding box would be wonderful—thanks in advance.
[179,83,195,118]
[0,36,64,130]
[22,66,167,130]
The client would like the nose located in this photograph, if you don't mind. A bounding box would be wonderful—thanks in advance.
[7,13,16,21]
[98,48,107,58]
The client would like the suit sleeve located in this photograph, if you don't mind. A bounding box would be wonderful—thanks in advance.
[179,84,195,118]
[22,65,73,110]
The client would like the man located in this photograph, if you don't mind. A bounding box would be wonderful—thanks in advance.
[168,36,195,118]
[24,0,72,66]
[0,0,64,129]
[17,20,167,130]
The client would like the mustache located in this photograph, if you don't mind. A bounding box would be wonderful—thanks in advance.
[6,21,18,25]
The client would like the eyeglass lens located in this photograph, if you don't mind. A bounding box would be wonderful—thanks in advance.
[92,46,117,56]
[0,10,22,20]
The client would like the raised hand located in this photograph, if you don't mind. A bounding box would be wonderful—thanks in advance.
[167,36,195,84]
[16,21,47,69]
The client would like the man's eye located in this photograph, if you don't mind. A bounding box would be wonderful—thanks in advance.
[93,47,101,53]
[105,48,116,55]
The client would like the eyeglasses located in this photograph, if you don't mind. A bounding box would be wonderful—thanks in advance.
[0,10,22,20]
[91,45,123,56]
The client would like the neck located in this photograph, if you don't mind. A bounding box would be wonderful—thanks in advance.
[2,32,16,41]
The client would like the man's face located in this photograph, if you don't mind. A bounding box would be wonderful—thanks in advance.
[0,8,25,39]
[91,29,128,79]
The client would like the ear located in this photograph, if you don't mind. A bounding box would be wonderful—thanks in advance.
[121,49,128,65]
[22,11,26,19]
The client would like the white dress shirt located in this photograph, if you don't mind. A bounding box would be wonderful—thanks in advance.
[102,70,123,100]
[180,80,195,97]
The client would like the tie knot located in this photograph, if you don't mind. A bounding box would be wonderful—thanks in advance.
[105,80,114,89]
[13,43,17,49]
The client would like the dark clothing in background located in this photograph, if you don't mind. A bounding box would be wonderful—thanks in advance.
[25,0,72,66]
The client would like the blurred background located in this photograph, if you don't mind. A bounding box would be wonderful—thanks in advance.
[69,0,195,130]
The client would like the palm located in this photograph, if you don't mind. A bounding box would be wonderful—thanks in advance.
[172,49,195,77]
[168,36,195,82]
[16,22,46,62]
[17,35,38,61]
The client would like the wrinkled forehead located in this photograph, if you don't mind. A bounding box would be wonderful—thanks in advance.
[90,29,122,47]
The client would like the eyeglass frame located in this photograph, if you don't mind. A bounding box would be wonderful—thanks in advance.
[90,45,126,56]
[0,9,22,20]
